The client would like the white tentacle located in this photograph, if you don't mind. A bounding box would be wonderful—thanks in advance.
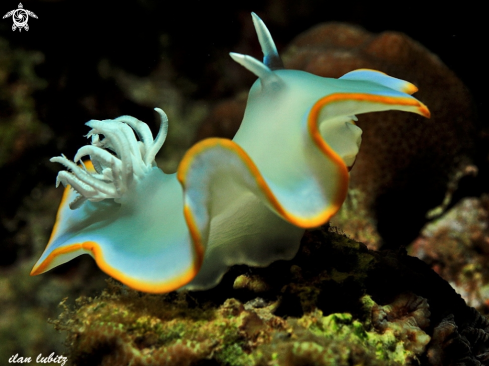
[74,145,122,175]
[51,109,167,209]
[145,108,168,166]
[114,115,154,149]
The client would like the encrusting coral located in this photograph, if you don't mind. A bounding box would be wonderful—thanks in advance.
[371,292,431,355]
[53,227,489,366]
[410,195,489,310]
[427,309,489,365]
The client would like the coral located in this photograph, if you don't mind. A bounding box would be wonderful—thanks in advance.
[371,293,431,355]
[427,315,470,365]
[410,195,489,309]
[427,312,489,366]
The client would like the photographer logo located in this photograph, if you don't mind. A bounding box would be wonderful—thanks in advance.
[3,3,38,32]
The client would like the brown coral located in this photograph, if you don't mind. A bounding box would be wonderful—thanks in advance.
[371,293,431,355]
[427,315,469,366]
[426,313,489,366]
[372,292,431,330]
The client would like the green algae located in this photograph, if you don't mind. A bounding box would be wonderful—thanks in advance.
[296,304,424,365]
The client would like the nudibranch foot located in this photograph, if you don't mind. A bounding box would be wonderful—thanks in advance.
[32,13,430,294]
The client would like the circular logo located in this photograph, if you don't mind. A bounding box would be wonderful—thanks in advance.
[12,8,28,28]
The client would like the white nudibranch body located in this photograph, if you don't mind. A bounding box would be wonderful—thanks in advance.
[31,13,430,293]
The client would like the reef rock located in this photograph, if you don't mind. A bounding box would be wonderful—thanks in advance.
[55,227,489,365]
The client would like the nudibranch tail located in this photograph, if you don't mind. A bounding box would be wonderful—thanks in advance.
[32,13,430,293]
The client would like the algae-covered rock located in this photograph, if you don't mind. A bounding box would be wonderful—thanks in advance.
[56,283,422,366]
[53,227,489,365]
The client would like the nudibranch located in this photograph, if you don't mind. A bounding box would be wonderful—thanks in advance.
[31,13,430,292]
